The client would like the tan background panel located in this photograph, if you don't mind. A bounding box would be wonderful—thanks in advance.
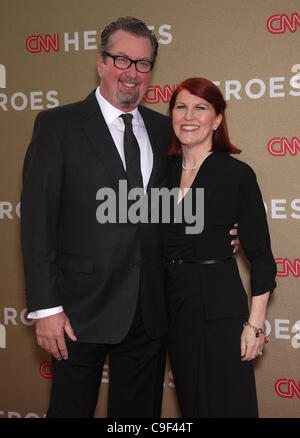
[0,0,299,418]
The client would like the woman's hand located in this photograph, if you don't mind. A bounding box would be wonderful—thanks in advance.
[240,324,265,361]
[241,292,270,361]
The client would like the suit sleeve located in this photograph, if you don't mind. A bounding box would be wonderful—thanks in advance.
[237,166,277,296]
[21,111,64,312]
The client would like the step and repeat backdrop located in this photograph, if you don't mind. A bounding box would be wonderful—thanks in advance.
[0,0,299,418]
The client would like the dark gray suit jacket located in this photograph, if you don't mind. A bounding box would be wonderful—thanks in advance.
[21,90,173,343]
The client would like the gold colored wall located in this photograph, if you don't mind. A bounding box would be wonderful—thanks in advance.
[0,0,299,418]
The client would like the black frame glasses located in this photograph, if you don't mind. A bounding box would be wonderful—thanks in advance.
[102,51,153,73]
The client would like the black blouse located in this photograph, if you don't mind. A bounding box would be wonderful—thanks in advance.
[161,151,277,296]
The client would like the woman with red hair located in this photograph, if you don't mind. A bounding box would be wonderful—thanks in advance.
[163,78,276,417]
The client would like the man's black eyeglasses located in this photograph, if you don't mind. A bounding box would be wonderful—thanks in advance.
[102,51,153,73]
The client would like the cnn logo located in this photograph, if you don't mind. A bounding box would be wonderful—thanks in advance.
[267,12,300,34]
[275,379,300,399]
[144,84,177,104]
[275,258,300,277]
[26,34,59,53]
[268,137,300,156]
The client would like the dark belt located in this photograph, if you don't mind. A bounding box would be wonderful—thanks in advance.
[166,256,234,265]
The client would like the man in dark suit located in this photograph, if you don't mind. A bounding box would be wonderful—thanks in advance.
[21,17,172,418]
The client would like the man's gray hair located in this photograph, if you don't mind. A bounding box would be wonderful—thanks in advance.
[100,16,158,62]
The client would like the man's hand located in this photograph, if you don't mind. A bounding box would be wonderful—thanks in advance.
[35,312,77,360]
[230,223,240,254]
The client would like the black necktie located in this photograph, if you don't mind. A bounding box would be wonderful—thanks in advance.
[120,113,143,189]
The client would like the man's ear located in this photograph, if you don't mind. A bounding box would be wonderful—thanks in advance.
[97,53,105,78]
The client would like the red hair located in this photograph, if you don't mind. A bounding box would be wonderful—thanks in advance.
[168,77,241,156]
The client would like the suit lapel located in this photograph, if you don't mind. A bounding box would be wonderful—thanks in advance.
[80,91,127,190]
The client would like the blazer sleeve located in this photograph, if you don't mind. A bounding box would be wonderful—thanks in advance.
[21,110,64,312]
[237,165,277,296]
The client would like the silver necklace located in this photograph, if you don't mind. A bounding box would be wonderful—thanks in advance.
[182,151,212,170]
[182,162,202,170]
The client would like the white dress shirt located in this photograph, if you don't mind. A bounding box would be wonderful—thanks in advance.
[28,86,153,319]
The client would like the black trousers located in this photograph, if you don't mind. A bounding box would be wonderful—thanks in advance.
[47,300,167,418]
[167,262,258,418]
